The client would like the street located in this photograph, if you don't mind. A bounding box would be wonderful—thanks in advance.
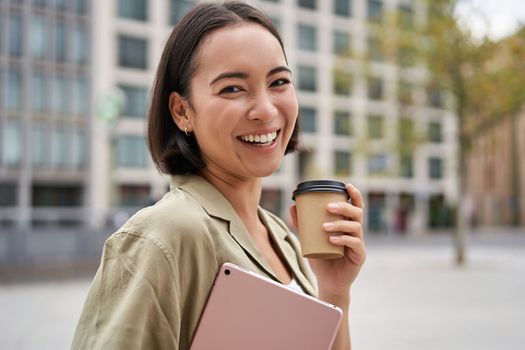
[1,231,524,350]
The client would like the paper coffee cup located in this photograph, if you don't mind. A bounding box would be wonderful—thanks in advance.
[292,180,349,259]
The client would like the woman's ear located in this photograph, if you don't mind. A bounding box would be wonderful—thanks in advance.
[169,92,193,133]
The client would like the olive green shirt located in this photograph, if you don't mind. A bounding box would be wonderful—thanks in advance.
[72,175,316,350]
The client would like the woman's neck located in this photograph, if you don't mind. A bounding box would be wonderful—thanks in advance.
[201,169,263,232]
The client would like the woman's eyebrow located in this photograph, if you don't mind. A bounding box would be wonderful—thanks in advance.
[209,66,291,86]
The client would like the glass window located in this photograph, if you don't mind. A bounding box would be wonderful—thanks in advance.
[119,84,148,118]
[367,0,383,22]
[368,115,383,138]
[298,24,317,51]
[9,12,23,56]
[7,69,22,112]
[334,151,351,176]
[32,70,47,112]
[73,24,88,64]
[116,135,148,168]
[298,0,316,10]
[31,14,47,58]
[367,36,383,61]
[297,65,317,92]
[399,154,413,177]
[51,127,69,167]
[429,157,443,179]
[298,150,315,180]
[53,74,70,114]
[333,31,350,56]
[367,153,388,174]
[170,0,194,25]
[299,107,316,133]
[118,35,147,69]
[427,83,444,108]
[118,0,147,21]
[398,117,414,141]
[3,123,21,167]
[398,2,414,29]
[333,71,352,95]
[399,44,416,67]
[73,77,88,115]
[33,0,47,6]
[76,0,88,13]
[55,0,68,11]
[72,129,86,169]
[334,0,351,17]
[54,20,67,61]
[398,80,413,104]
[368,77,384,100]
[31,124,46,167]
[428,121,442,143]
[334,111,351,136]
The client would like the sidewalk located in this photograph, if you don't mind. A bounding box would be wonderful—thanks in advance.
[0,232,524,349]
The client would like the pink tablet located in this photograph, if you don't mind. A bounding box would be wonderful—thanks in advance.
[190,262,343,350]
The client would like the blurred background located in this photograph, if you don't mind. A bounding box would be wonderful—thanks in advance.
[0,0,523,349]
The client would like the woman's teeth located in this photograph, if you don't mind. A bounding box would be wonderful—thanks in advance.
[240,131,278,146]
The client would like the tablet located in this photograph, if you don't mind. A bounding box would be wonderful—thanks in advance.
[190,262,343,350]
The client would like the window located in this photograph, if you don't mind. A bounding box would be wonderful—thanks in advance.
[119,185,151,207]
[76,0,88,13]
[334,151,351,176]
[398,117,414,142]
[398,2,414,29]
[334,0,351,17]
[31,14,47,58]
[7,69,22,112]
[72,130,86,169]
[333,71,352,95]
[51,127,69,167]
[2,123,21,167]
[298,0,316,10]
[428,122,442,143]
[368,115,383,139]
[9,12,23,56]
[398,44,416,67]
[118,35,147,69]
[368,77,384,100]
[118,0,147,21]
[399,154,413,177]
[429,157,443,179]
[116,135,148,168]
[299,107,316,133]
[334,111,351,136]
[298,24,317,51]
[119,85,148,118]
[73,24,88,64]
[427,83,444,108]
[170,0,194,24]
[0,184,17,207]
[367,0,383,22]
[398,81,413,104]
[53,74,70,114]
[73,77,88,115]
[32,71,47,112]
[54,20,68,61]
[367,153,388,175]
[333,31,350,56]
[31,124,47,168]
[297,65,317,92]
[298,150,315,180]
[55,0,68,11]
[367,36,384,61]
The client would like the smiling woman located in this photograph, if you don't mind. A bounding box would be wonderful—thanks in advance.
[71,2,366,350]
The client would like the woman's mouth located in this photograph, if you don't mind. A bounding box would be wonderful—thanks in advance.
[238,130,279,147]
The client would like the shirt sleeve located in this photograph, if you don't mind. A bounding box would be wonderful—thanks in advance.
[71,229,217,350]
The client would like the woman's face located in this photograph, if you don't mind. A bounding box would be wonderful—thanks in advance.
[186,23,298,181]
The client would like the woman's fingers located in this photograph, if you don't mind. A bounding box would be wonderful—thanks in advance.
[346,183,364,210]
[323,219,363,239]
[327,202,363,223]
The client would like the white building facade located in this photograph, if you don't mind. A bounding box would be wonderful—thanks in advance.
[0,0,457,234]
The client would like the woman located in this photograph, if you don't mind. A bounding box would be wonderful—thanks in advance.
[72,2,366,349]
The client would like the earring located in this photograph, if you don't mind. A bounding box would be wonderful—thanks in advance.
[184,126,190,136]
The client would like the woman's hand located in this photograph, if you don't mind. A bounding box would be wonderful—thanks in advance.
[290,183,366,298]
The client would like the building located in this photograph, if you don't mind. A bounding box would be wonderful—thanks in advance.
[0,0,457,234]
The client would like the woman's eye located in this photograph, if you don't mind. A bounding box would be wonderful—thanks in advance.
[220,86,242,94]
[271,78,291,87]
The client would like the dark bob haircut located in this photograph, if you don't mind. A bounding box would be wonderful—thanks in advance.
[147,1,300,175]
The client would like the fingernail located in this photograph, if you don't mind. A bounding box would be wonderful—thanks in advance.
[323,222,335,230]
[327,203,339,210]
[329,236,340,243]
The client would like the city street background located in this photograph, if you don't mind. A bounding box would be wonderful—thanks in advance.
[1,228,523,350]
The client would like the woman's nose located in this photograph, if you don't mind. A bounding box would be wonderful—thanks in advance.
[247,92,278,122]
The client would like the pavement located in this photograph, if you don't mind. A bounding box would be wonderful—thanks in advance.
[0,230,524,350]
